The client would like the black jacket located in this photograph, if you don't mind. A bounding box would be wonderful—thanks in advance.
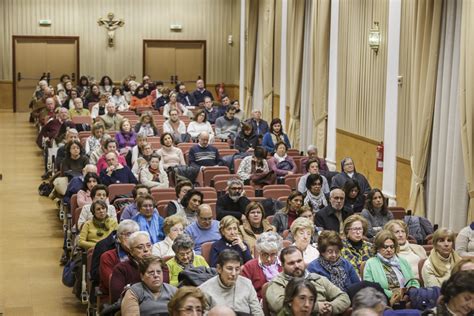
[314,205,354,232]
[234,131,259,153]
[216,194,251,221]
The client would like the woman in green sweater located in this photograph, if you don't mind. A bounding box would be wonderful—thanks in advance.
[363,230,419,305]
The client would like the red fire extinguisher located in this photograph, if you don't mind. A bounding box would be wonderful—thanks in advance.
[376,141,384,172]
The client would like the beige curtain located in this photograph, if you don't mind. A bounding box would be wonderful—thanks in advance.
[244,0,259,117]
[311,0,331,156]
[408,0,443,216]
[459,0,474,222]
[286,0,305,148]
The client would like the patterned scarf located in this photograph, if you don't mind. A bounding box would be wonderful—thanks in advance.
[259,258,281,282]
[317,256,348,291]
[377,253,405,288]
[304,190,328,210]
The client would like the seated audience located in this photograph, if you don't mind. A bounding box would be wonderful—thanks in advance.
[99,102,124,131]
[363,230,419,302]
[268,141,297,180]
[300,145,329,175]
[308,230,360,292]
[210,216,252,267]
[422,228,461,287]
[175,189,203,225]
[76,75,90,98]
[76,172,100,208]
[134,111,158,137]
[132,195,165,244]
[315,188,353,233]
[109,87,128,111]
[456,221,474,256]
[298,158,330,195]
[384,219,427,278]
[138,153,169,189]
[78,184,117,229]
[124,80,138,105]
[272,191,304,234]
[216,178,251,221]
[78,200,118,250]
[192,79,214,105]
[154,87,170,110]
[120,185,151,220]
[121,256,177,315]
[100,152,138,185]
[214,105,240,141]
[246,109,269,137]
[234,122,259,153]
[130,133,148,166]
[361,189,394,238]
[184,204,221,255]
[90,95,108,119]
[291,217,320,264]
[432,270,474,316]
[342,179,366,213]
[237,146,273,185]
[99,75,114,96]
[331,157,371,195]
[151,215,186,258]
[162,109,187,144]
[166,180,193,216]
[304,174,328,212]
[279,278,318,316]
[231,99,244,121]
[163,92,190,119]
[266,246,351,315]
[149,80,163,103]
[131,142,153,177]
[241,232,283,300]
[68,97,90,118]
[129,85,152,111]
[341,214,374,274]
[115,119,137,156]
[351,287,387,315]
[166,234,209,287]
[199,250,264,315]
[89,134,111,166]
[239,202,275,256]
[188,132,223,168]
[262,118,291,154]
[99,220,140,294]
[176,83,197,107]
[168,286,207,316]
[84,122,105,156]
[187,110,215,141]
[217,94,231,115]
[156,133,186,169]
[60,140,89,177]
[63,164,98,208]
[203,96,221,124]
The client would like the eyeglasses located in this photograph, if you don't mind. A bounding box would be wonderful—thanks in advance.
[178,306,203,315]
[382,244,395,250]
[349,227,363,232]
[229,187,243,191]
[120,231,134,238]
[260,252,278,259]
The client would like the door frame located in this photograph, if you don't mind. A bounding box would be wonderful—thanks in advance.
[142,40,206,84]
[12,35,80,112]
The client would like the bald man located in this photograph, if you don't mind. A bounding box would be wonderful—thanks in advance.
[184,204,221,254]
[208,306,236,316]
[191,79,214,105]
[188,132,223,169]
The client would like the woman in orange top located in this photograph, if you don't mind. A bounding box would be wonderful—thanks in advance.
[129,85,152,112]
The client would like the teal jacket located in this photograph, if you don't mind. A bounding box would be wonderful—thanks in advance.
[363,255,419,298]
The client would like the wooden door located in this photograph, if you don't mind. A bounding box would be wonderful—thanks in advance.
[143,40,206,86]
[13,36,79,112]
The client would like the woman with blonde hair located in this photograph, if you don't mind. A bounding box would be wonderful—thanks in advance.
[384,219,426,278]
[163,92,190,119]
[151,215,186,258]
[290,217,319,264]
[341,214,374,274]
[168,286,207,316]
[422,228,461,287]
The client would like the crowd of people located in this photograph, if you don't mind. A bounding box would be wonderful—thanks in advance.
[30,73,474,316]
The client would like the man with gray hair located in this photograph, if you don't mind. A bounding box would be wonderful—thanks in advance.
[315,188,353,233]
[301,145,329,173]
[245,109,269,136]
[69,97,91,117]
[352,287,387,315]
[188,132,223,169]
[216,178,250,221]
[100,102,124,131]
[185,204,221,254]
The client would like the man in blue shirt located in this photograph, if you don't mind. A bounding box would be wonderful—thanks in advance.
[184,204,221,254]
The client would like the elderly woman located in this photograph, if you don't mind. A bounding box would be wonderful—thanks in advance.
[138,153,169,189]
[156,132,186,169]
[166,233,209,286]
[121,256,177,316]
[78,200,118,250]
[343,179,366,214]
[361,189,394,238]
[237,146,274,185]
[422,228,461,287]
[131,141,154,177]
[272,192,305,234]
[363,230,419,303]
[187,110,215,141]
[132,194,165,244]
[268,141,297,180]
[331,157,371,195]
[278,278,318,316]
[151,215,186,258]
[76,172,100,208]
[115,119,137,156]
[163,92,190,119]
[175,189,203,225]
[168,286,207,316]
[304,174,328,212]
[239,202,276,256]
[241,232,283,300]
[210,215,252,267]
[166,180,193,216]
[432,270,474,316]
[85,122,105,155]
[307,230,360,292]
[262,118,291,154]
[134,111,159,137]
[455,221,474,257]
[341,215,374,274]
[199,249,264,315]
[384,219,427,278]
[291,217,319,264]
[131,133,148,166]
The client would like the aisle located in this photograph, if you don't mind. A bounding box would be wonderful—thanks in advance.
[0,113,83,315]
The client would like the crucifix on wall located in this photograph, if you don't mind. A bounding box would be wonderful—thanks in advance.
[97,12,125,47]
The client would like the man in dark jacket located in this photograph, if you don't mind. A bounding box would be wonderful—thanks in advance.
[192,79,214,105]
[216,178,250,221]
[177,83,196,107]
[315,188,353,233]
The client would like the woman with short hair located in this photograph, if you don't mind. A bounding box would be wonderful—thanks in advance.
[237,146,273,185]
[163,92,190,119]
[304,174,328,212]
[151,215,186,258]
[156,132,186,169]
[291,217,319,264]
[268,141,297,180]
[341,215,374,274]
[138,153,169,189]
[187,110,214,141]
[168,286,207,316]
[239,202,276,256]
[78,200,118,250]
[115,119,137,156]
[132,195,165,244]
[61,140,89,177]
[432,270,474,316]
[85,122,105,155]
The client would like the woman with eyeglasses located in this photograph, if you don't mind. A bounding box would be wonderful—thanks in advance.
[168,286,207,316]
[363,230,419,305]
[166,234,209,287]
[340,215,374,274]
[239,202,276,256]
[151,215,187,258]
[131,195,165,244]
[121,256,177,316]
[241,232,283,300]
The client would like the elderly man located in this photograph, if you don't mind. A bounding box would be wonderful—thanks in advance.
[184,204,221,254]
[301,145,329,173]
[315,188,353,233]
[176,83,196,107]
[69,97,91,117]
[331,157,371,194]
[39,97,56,126]
[100,152,137,186]
[96,138,128,173]
[188,132,223,169]
[215,105,240,141]
[100,102,124,131]
[245,109,269,137]
[191,79,214,105]
[216,178,250,221]
[203,96,221,124]
[266,246,350,315]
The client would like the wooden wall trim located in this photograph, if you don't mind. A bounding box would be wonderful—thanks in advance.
[0,80,13,84]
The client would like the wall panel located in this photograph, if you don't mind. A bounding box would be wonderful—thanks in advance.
[0,0,240,85]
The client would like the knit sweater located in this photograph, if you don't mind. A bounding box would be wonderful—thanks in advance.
[188,144,222,168]
[215,116,240,139]
[307,257,360,292]
[455,225,474,256]
[186,121,214,139]
[199,275,264,316]
[78,217,118,250]
[184,220,221,254]
[398,242,427,278]
[156,146,186,169]
[241,258,282,300]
